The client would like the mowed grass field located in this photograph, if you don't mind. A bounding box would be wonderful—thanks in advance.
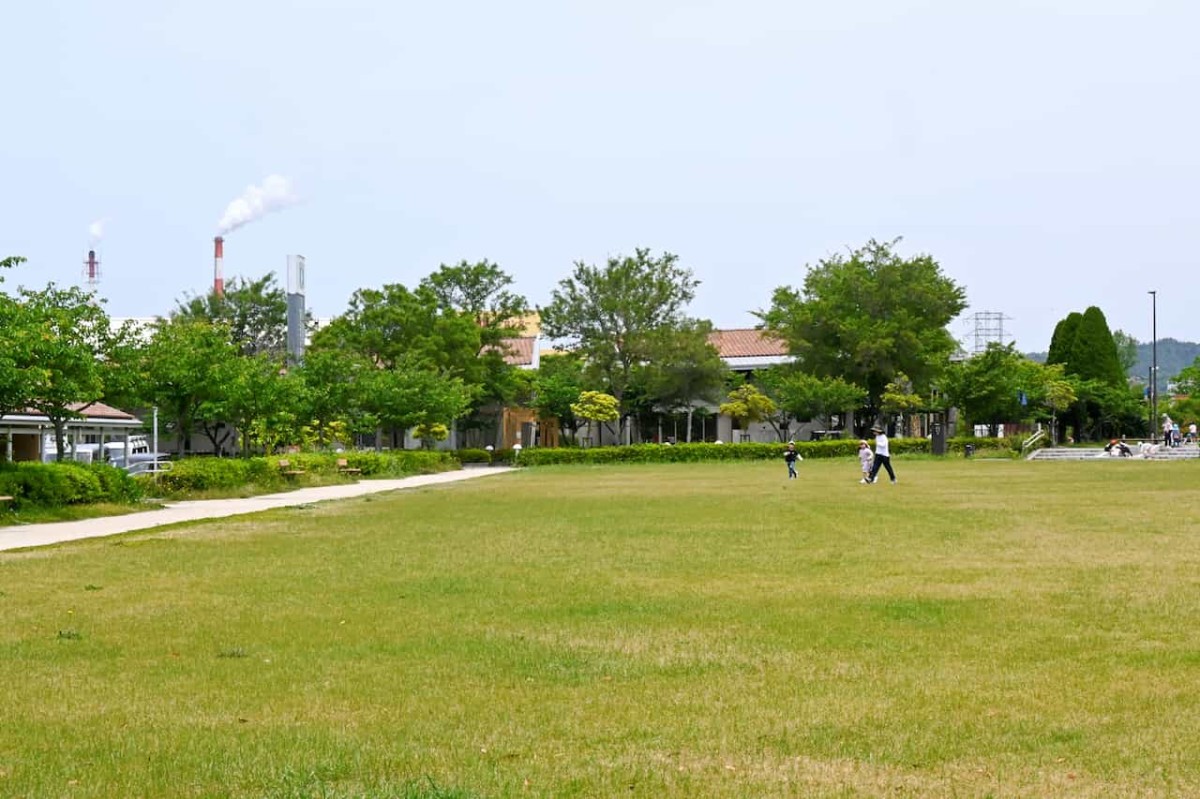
[3,458,1200,798]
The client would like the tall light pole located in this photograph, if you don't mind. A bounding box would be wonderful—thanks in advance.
[1149,290,1157,441]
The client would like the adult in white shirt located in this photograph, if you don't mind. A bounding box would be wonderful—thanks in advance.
[863,424,897,484]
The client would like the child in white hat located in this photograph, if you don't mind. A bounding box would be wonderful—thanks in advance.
[857,439,872,482]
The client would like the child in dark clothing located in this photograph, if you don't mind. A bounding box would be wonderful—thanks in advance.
[784,442,801,479]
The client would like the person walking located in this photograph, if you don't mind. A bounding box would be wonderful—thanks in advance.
[784,442,801,480]
[857,439,873,482]
[864,424,897,484]
[782,439,801,475]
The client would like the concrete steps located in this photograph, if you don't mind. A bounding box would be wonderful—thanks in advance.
[1028,444,1199,461]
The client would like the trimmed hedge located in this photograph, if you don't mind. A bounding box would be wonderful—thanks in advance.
[504,436,1019,466]
[151,450,458,494]
[0,462,145,509]
[454,448,493,465]
[948,436,1017,455]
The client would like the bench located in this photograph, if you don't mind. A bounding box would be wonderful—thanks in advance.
[336,458,362,475]
[277,459,306,477]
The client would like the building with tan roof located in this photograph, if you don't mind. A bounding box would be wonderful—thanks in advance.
[2,402,145,463]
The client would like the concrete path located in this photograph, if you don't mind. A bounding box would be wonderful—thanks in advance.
[0,467,516,552]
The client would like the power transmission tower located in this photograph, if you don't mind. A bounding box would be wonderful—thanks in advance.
[966,311,1012,354]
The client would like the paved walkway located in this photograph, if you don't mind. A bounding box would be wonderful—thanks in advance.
[0,467,515,552]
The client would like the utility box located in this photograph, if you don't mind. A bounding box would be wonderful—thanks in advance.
[931,422,947,456]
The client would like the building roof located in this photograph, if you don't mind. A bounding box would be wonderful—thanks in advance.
[69,402,139,421]
[13,402,139,421]
[2,401,143,432]
[501,336,537,367]
[708,328,789,358]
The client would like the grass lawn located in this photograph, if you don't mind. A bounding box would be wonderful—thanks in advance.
[2,501,166,527]
[2,458,1200,798]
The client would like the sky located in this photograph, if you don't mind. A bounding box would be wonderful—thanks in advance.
[2,0,1197,353]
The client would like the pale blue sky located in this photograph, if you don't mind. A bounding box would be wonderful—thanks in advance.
[3,0,1197,351]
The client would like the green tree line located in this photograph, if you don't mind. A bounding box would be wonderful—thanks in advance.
[3,239,1196,459]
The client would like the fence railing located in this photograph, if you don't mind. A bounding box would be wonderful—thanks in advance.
[1020,426,1046,454]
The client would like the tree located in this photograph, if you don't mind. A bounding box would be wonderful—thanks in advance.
[0,256,32,417]
[1040,365,1077,445]
[939,344,1045,436]
[1071,307,1125,387]
[421,260,528,349]
[130,317,243,456]
[570,390,620,445]
[719,384,776,437]
[530,353,585,443]
[642,320,728,442]
[295,348,376,445]
[222,355,306,454]
[414,422,450,449]
[1168,358,1200,430]
[311,284,481,449]
[1046,312,1082,369]
[541,248,699,442]
[314,283,481,377]
[1112,330,1139,376]
[1175,357,1200,397]
[10,284,121,461]
[879,373,925,434]
[421,260,531,432]
[175,273,292,357]
[757,238,967,425]
[758,367,867,441]
[360,359,474,449]
[1044,306,1128,440]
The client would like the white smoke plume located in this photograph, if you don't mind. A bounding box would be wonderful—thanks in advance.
[88,219,105,240]
[216,174,298,235]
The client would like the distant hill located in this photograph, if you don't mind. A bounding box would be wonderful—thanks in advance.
[1027,338,1199,392]
[1131,339,1200,391]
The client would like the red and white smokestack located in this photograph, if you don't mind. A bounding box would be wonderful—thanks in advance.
[213,236,225,297]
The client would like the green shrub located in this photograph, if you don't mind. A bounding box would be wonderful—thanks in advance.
[0,461,143,508]
[329,450,457,477]
[155,458,253,492]
[947,436,1017,455]
[511,439,935,467]
[150,451,459,495]
[88,463,145,503]
[453,448,493,465]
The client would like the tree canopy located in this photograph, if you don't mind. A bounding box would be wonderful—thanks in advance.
[541,248,700,439]
[175,273,292,357]
[640,320,728,442]
[1043,306,1139,440]
[757,238,967,421]
[8,283,122,460]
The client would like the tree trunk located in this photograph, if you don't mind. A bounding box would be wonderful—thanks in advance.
[685,407,694,443]
[53,419,68,461]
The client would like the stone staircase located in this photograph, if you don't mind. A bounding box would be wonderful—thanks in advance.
[1028,443,1200,461]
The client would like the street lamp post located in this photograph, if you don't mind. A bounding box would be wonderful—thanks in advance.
[1149,290,1157,442]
